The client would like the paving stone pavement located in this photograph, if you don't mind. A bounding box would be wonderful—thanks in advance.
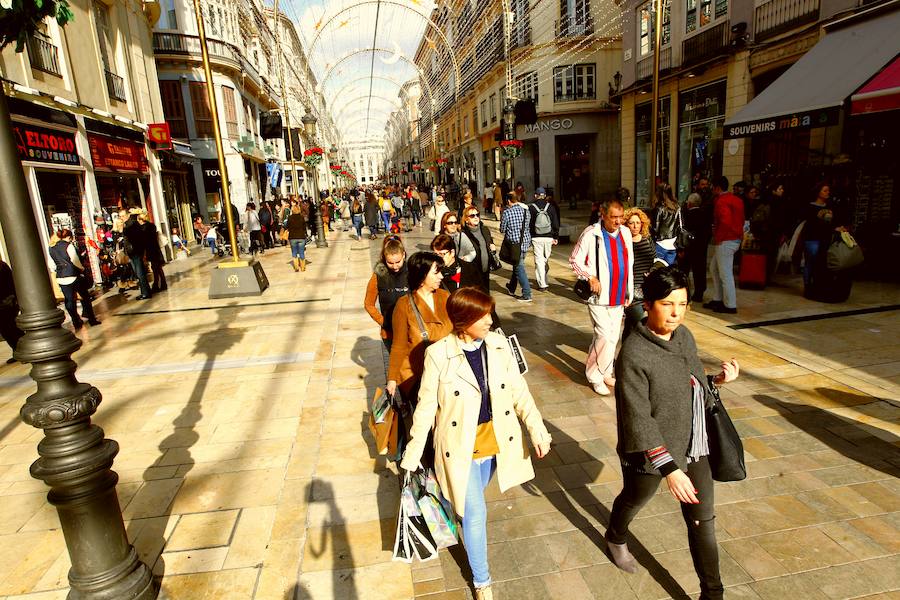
[0,218,897,600]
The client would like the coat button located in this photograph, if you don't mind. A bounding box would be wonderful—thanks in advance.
[445,451,450,457]
[501,383,505,389]
[508,436,514,441]
[505,410,510,416]
[451,421,457,426]
[454,390,460,396]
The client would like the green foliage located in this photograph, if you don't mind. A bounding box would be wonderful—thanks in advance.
[0,0,74,52]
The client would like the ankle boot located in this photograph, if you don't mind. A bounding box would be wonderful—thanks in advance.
[474,586,493,600]
[292,258,300,272]
[299,259,306,272]
[606,533,638,573]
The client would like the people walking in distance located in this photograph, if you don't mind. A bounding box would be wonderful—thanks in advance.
[0,259,25,363]
[492,181,503,221]
[123,208,152,299]
[400,287,552,600]
[431,234,461,293]
[607,267,739,600]
[623,207,656,337]
[379,192,394,233]
[244,202,264,256]
[649,183,682,266]
[337,195,352,233]
[258,201,274,249]
[569,199,634,395]
[350,193,365,239]
[279,200,292,246]
[365,237,409,352]
[529,187,560,291]
[461,206,497,295]
[385,251,452,402]
[48,229,101,329]
[457,188,475,220]
[703,176,744,314]
[801,182,847,298]
[364,190,381,238]
[138,211,167,293]
[500,192,532,302]
[682,192,710,301]
[286,204,308,272]
[409,185,423,227]
[428,195,451,234]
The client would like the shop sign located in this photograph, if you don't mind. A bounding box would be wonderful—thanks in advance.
[88,134,148,173]
[523,118,574,134]
[12,122,79,166]
[148,123,172,149]
[202,158,223,193]
[724,107,840,139]
[679,82,726,124]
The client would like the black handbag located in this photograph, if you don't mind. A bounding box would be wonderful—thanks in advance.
[705,376,746,482]
[499,207,527,265]
[488,250,502,271]
[675,208,694,250]
[573,234,600,301]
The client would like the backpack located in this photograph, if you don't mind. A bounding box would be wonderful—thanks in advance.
[391,195,404,211]
[534,203,552,235]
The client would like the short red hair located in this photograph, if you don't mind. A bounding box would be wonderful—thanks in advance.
[447,287,495,335]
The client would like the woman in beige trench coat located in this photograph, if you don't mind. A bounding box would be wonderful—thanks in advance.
[400,288,551,600]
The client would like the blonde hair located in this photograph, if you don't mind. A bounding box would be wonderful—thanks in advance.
[624,207,651,237]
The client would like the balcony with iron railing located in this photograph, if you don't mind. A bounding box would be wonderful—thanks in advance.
[510,25,532,50]
[682,20,730,67]
[754,0,820,41]
[555,90,597,103]
[26,32,62,77]
[637,46,673,80]
[105,70,127,102]
[152,32,262,90]
[555,15,594,37]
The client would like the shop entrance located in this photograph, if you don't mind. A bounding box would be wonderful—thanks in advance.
[558,135,591,209]
[35,170,93,280]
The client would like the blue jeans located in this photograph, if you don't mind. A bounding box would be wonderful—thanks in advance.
[655,244,677,266]
[710,240,740,309]
[129,256,151,297]
[382,211,392,231]
[290,238,306,260]
[352,214,363,237]
[803,240,820,287]
[462,457,496,589]
[207,239,216,255]
[508,258,531,299]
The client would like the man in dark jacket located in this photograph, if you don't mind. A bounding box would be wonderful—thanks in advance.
[0,260,23,363]
[363,193,380,238]
[529,187,560,291]
[123,209,152,299]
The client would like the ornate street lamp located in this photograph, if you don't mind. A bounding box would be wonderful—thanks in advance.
[302,112,328,248]
[328,146,338,190]
[502,98,517,185]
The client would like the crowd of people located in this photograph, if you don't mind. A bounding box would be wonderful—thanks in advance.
[359,179,748,600]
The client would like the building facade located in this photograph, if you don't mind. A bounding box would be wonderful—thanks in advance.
[619,0,899,233]
[2,0,171,278]
[401,0,623,208]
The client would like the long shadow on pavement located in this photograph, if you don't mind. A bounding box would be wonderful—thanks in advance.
[299,479,359,599]
[507,310,592,385]
[125,302,247,585]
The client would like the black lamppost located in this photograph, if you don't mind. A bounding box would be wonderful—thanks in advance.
[503,98,516,186]
[302,112,328,248]
[328,146,338,191]
[0,97,156,598]
[438,140,446,186]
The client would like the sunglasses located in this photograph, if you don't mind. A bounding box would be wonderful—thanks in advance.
[446,220,459,225]
[467,213,480,218]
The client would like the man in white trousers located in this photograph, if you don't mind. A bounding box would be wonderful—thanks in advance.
[569,199,634,395]
[529,187,560,290]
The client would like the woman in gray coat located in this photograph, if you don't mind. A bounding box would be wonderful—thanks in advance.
[606,267,739,600]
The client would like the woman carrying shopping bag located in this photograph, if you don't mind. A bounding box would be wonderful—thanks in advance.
[400,287,551,600]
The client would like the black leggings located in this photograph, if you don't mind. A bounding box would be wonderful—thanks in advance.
[608,456,723,600]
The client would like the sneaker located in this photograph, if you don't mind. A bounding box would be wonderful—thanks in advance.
[516,296,533,303]
[592,383,611,396]
[537,286,550,291]
[505,282,516,296]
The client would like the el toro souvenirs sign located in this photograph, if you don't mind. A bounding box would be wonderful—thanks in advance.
[88,133,149,173]
[13,122,79,166]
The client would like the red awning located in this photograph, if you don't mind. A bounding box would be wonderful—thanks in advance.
[851,56,900,115]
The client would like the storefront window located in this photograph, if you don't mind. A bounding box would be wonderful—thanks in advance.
[635,97,671,206]
[677,81,726,200]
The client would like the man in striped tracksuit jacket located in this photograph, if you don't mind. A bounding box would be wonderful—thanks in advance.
[569,199,634,396]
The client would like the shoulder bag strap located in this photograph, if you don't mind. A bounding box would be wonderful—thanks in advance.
[517,206,527,242]
[595,233,601,282]
[408,293,429,341]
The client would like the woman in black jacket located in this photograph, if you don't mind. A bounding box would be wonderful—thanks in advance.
[460,205,496,294]
[286,204,308,272]
[607,267,739,600]
[649,183,682,266]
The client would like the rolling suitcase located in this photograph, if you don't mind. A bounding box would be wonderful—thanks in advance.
[738,252,766,289]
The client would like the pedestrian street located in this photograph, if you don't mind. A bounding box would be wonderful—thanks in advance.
[0,219,898,600]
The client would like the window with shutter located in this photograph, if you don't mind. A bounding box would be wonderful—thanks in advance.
[222,86,239,139]
[189,82,213,138]
[160,81,188,138]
